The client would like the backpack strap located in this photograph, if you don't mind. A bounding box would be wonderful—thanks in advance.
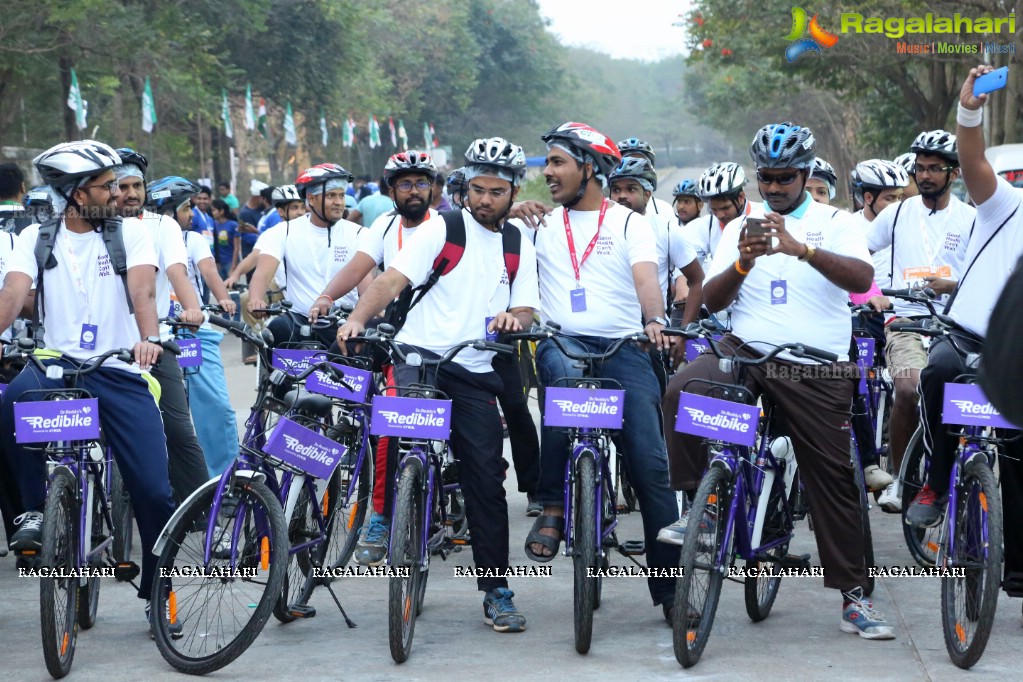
[501,222,521,286]
[944,214,1013,314]
[889,200,905,286]
[380,214,401,268]
[32,217,62,323]
[406,209,467,312]
[99,217,134,314]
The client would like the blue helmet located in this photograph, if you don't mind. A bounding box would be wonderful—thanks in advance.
[672,179,700,198]
[616,137,655,165]
[750,122,816,170]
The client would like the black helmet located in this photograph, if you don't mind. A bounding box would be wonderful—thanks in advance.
[114,148,149,176]
[147,176,200,212]
[750,122,816,170]
[608,157,658,191]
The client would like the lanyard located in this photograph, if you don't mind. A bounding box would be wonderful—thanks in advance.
[397,209,430,251]
[563,199,608,283]
[917,208,953,268]
[60,230,94,322]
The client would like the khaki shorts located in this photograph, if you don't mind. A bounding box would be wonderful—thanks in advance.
[884,317,928,378]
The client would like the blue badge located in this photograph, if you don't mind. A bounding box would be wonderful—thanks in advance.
[770,280,787,305]
[485,316,498,342]
[79,323,98,350]
[570,288,587,312]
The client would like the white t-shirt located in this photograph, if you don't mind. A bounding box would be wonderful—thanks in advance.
[851,210,892,288]
[867,195,973,317]
[532,201,656,337]
[257,215,363,312]
[682,200,761,270]
[137,211,187,320]
[11,219,157,370]
[0,231,16,342]
[357,209,439,269]
[708,194,871,362]
[180,231,215,305]
[642,207,697,295]
[948,177,1023,337]
[389,209,540,373]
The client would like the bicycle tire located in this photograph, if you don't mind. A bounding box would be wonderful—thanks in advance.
[40,468,80,679]
[673,464,730,668]
[78,476,103,630]
[617,454,638,512]
[321,444,371,572]
[850,443,876,598]
[573,451,599,654]
[388,459,424,664]
[274,484,316,623]
[871,386,894,503]
[941,459,1002,669]
[900,427,939,567]
[111,459,134,566]
[744,473,788,622]
[151,478,287,676]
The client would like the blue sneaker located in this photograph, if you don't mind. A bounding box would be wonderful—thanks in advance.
[483,587,526,633]
[841,587,896,640]
[354,513,389,566]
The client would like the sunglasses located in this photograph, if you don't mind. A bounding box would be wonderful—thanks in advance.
[756,170,800,186]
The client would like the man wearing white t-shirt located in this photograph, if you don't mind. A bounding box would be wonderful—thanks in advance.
[0,141,174,619]
[617,137,677,227]
[907,68,1023,603]
[523,122,680,621]
[866,132,973,512]
[337,137,539,633]
[662,123,896,639]
[0,227,29,548]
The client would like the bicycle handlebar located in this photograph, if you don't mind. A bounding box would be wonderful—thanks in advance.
[660,324,839,365]
[504,324,649,364]
[208,316,273,349]
[352,324,514,367]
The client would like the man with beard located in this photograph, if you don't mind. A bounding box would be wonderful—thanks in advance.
[336,137,539,632]
[866,131,972,514]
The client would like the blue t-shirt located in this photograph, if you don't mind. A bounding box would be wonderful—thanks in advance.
[213,220,238,264]
[237,205,265,247]
[190,207,214,234]
[258,210,283,233]
[356,193,395,228]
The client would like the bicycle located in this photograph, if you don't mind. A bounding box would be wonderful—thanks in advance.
[356,324,513,663]
[849,303,895,502]
[887,312,1013,668]
[662,325,839,668]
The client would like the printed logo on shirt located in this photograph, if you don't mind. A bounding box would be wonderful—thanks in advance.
[805,230,824,247]
[333,245,350,263]
[499,267,509,286]
[943,233,962,251]
[97,254,113,277]
[594,235,614,256]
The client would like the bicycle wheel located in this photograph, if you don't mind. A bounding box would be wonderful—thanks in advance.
[78,474,103,630]
[388,459,425,664]
[274,484,317,623]
[319,445,371,572]
[573,451,599,654]
[901,428,939,567]
[616,453,637,512]
[850,443,876,598]
[151,478,287,676]
[673,464,730,668]
[941,459,1002,669]
[744,474,788,622]
[40,468,80,679]
[111,459,134,566]
[871,386,894,503]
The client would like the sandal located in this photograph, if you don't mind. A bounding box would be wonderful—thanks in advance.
[524,514,563,563]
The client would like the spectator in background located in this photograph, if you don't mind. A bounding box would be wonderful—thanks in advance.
[190,184,216,241]
[356,174,373,201]
[431,173,452,211]
[210,199,241,280]
[257,186,283,233]
[348,174,395,226]
[217,181,240,211]
[237,179,269,260]
[0,163,32,234]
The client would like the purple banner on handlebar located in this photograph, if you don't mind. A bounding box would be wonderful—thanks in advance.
[0,383,7,400]
[544,387,626,429]
[854,336,875,395]
[370,396,452,440]
[942,383,1019,429]
[271,349,327,377]
[15,398,101,443]
[263,417,347,480]
[675,393,759,447]
[306,363,372,403]
[684,335,724,363]
[176,338,203,368]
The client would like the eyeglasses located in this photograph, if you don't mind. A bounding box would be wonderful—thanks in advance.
[467,184,512,199]
[914,164,955,176]
[394,180,432,192]
[80,180,120,194]
[756,171,800,186]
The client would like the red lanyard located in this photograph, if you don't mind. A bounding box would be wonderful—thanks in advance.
[564,199,608,283]
[397,209,430,251]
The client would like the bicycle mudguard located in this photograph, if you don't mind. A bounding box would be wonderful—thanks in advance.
[152,470,266,556]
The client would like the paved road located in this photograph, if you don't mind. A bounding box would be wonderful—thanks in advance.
[2,338,1020,681]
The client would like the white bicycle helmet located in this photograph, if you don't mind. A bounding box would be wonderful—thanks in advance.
[463,137,527,186]
[892,152,916,176]
[383,151,438,186]
[698,162,746,199]
[33,140,121,188]
[910,130,958,164]
[854,159,910,189]
[271,184,301,206]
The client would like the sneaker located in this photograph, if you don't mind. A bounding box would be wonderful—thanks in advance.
[354,512,389,566]
[146,599,183,640]
[483,587,526,632]
[210,525,232,560]
[905,484,947,528]
[863,465,894,491]
[526,496,542,517]
[877,481,902,514]
[10,511,44,551]
[841,587,896,640]
[655,508,714,546]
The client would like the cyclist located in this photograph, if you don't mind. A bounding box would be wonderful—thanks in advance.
[617,137,675,221]
[851,159,910,291]
[147,176,240,478]
[893,152,920,199]
[661,122,895,639]
[671,179,703,226]
[866,132,973,512]
[685,162,758,271]
[0,140,175,624]
[447,167,467,209]
[523,121,679,621]
[337,136,539,633]
[808,157,838,204]
[907,69,1023,607]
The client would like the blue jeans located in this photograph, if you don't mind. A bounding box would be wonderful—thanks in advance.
[535,335,679,605]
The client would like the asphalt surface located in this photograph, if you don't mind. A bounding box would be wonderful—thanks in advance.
[2,336,1021,681]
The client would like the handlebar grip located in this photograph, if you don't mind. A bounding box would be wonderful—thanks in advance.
[794,344,839,363]
[161,339,181,356]
[484,342,516,355]
[660,327,699,339]
[880,288,909,297]
[208,315,247,333]
[887,323,928,334]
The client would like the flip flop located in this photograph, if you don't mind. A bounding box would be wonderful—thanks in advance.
[524,514,563,563]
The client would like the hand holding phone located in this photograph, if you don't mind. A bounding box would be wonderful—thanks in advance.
[745,217,768,238]
[973,66,1008,97]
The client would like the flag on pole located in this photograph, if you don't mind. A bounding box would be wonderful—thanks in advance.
[320,110,328,147]
[283,102,297,146]
[430,123,438,148]
[423,122,432,151]
[397,119,408,150]
[388,116,397,147]
[349,115,358,144]
[244,84,255,130]
[67,68,88,131]
[368,115,381,149]
[221,89,233,139]
[342,118,352,147]
[141,76,156,134]
[257,98,268,139]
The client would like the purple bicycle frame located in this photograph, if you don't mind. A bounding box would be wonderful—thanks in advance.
[560,430,618,560]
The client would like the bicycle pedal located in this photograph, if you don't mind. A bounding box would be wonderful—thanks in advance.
[288,604,317,619]
[615,504,632,514]
[778,553,811,570]
[15,553,42,570]
[618,540,646,556]
[114,562,141,582]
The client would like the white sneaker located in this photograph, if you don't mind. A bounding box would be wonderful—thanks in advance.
[877,482,902,513]
[656,514,689,546]
[863,465,893,491]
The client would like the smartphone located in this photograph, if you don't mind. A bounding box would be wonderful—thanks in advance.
[745,217,768,238]
[974,66,1008,97]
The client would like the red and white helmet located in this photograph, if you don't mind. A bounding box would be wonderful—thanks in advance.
[383,151,437,187]
[542,122,622,181]
[295,163,354,199]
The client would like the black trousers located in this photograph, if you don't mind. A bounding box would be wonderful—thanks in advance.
[492,346,540,495]
[149,348,210,503]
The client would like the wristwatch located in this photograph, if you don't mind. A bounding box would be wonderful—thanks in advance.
[145,335,161,345]
[646,316,670,327]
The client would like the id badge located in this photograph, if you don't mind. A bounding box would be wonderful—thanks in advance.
[570,287,587,312]
[770,280,787,305]
[80,324,98,350]
[485,316,498,342]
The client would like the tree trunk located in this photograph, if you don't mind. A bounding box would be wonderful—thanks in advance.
[59,55,76,141]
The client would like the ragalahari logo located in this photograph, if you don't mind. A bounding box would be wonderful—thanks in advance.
[785,7,839,62]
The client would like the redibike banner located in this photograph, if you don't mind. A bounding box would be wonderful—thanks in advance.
[685,335,724,363]
[306,362,372,403]
[15,399,102,443]
[675,393,759,447]
[943,383,1020,429]
[271,348,327,377]
[263,417,347,480]
[370,395,452,440]
[544,387,626,429]
[177,338,203,368]
[854,336,875,395]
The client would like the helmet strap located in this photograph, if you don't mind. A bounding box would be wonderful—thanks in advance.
[563,162,590,209]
